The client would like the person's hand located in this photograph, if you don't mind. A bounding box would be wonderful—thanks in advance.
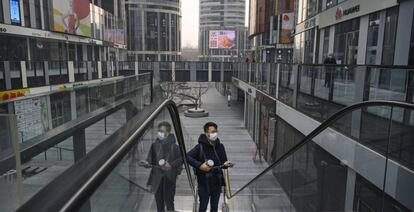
[224,161,235,168]
[199,162,211,172]
[161,162,172,171]
[137,160,149,167]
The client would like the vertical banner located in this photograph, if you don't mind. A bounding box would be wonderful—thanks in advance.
[280,13,294,44]
[53,0,91,37]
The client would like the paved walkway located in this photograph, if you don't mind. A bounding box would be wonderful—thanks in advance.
[179,84,292,211]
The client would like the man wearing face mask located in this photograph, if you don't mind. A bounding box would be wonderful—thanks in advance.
[138,122,183,212]
[187,122,235,212]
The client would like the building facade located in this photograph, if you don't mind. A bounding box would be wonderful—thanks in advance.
[294,0,414,66]
[0,0,126,63]
[125,0,181,62]
[248,0,295,63]
[199,0,248,62]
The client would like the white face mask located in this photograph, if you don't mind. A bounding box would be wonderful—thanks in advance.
[208,132,218,141]
[157,131,166,140]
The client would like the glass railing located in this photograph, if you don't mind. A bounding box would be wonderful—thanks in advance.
[225,101,414,212]
[15,99,196,212]
[0,73,152,211]
[232,63,414,163]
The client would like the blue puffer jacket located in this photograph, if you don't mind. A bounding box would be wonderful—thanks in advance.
[187,134,228,192]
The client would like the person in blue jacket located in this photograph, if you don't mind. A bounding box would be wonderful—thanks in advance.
[187,122,235,212]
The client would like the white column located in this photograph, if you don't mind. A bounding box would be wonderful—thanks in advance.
[98,61,102,79]
[20,61,27,88]
[344,168,356,211]
[328,26,335,55]
[68,61,75,83]
[70,91,77,120]
[275,63,280,99]
[135,61,139,76]
[208,62,212,82]
[357,15,369,65]
[172,61,176,82]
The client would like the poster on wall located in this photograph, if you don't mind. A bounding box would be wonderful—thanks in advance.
[53,0,91,37]
[9,0,21,25]
[15,97,49,142]
[209,30,236,49]
[280,13,294,44]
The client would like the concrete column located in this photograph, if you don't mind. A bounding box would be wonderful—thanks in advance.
[29,0,36,28]
[87,62,93,80]
[357,15,369,65]
[44,61,50,85]
[153,62,160,85]
[172,61,176,82]
[248,63,252,83]
[4,62,11,90]
[328,26,335,55]
[344,168,357,211]
[97,62,102,79]
[275,63,280,99]
[394,1,414,65]
[73,129,86,162]
[190,62,196,82]
[266,63,271,92]
[292,64,299,108]
[220,62,224,82]
[70,91,77,120]
[135,61,139,76]
[3,0,11,24]
[351,66,367,139]
[20,61,27,88]
[208,62,212,82]
[39,0,45,29]
[318,28,325,64]
[68,61,75,83]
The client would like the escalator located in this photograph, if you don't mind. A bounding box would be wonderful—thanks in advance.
[15,99,414,212]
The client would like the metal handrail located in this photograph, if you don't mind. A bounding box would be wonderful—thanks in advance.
[227,100,414,198]
[16,98,195,212]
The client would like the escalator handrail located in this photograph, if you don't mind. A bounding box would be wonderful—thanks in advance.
[16,98,195,212]
[229,100,414,198]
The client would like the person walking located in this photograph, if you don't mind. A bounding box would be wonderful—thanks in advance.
[138,122,183,212]
[187,122,235,212]
[323,53,337,88]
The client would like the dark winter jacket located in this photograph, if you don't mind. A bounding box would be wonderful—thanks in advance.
[187,134,228,192]
[146,133,183,189]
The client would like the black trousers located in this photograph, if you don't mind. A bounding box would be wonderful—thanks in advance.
[154,177,176,212]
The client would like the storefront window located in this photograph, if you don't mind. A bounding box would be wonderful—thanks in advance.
[0,62,5,90]
[23,0,30,27]
[307,0,318,18]
[0,35,28,61]
[304,28,315,64]
[322,27,330,60]
[34,0,41,29]
[382,7,399,65]
[0,1,3,23]
[408,15,414,66]
[334,18,359,65]
[42,0,50,30]
[366,12,380,65]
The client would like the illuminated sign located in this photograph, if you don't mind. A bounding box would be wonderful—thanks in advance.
[209,30,236,49]
[335,5,360,20]
[9,0,21,25]
[0,89,30,101]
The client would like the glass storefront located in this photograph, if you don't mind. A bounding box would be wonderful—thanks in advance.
[334,18,360,65]
[366,12,380,65]
[382,7,399,65]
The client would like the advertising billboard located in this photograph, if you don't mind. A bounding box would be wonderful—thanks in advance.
[53,0,91,37]
[209,30,236,49]
[280,13,294,44]
[104,29,126,46]
[9,0,21,25]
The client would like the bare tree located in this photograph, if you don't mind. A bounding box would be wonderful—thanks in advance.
[160,82,211,110]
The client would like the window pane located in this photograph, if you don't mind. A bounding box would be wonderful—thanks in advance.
[382,7,399,65]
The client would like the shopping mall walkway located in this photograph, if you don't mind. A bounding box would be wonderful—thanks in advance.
[179,84,292,211]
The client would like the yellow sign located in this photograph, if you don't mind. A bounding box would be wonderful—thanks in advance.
[0,89,30,101]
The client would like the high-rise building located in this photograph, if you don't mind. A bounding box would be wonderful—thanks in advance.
[0,0,127,90]
[248,0,295,63]
[199,0,248,62]
[125,0,181,62]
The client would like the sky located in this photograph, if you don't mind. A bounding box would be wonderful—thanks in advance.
[181,0,249,49]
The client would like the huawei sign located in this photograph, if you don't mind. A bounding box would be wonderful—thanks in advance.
[283,14,290,21]
[335,7,343,20]
[335,5,360,20]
